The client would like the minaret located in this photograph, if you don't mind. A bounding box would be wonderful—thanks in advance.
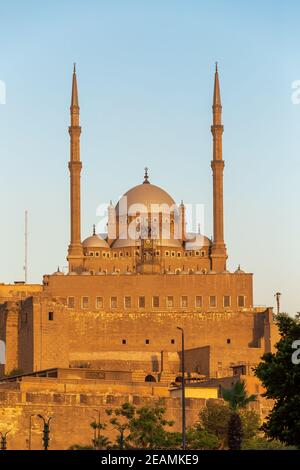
[67,64,84,272]
[179,200,186,242]
[210,63,227,272]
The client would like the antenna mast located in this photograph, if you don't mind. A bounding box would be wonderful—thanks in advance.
[24,210,28,283]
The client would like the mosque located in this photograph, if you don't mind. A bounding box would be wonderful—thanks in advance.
[0,66,279,448]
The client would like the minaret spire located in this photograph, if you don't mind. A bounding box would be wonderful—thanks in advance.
[210,63,227,272]
[213,62,222,111]
[71,63,79,110]
[67,64,84,272]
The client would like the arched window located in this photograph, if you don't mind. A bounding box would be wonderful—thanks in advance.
[145,375,156,382]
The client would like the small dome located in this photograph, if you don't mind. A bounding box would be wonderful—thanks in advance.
[52,267,64,276]
[235,265,245,274]
[185,233,212,250]
[83,234,109,249]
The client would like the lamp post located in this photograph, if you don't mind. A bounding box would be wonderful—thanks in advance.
[0,431,10,451]
[37,415,53,450]
[177,326,186,450]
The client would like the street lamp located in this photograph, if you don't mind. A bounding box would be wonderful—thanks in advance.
[0,431,10,451]
[37,415,53,450]
[177,326,186,450]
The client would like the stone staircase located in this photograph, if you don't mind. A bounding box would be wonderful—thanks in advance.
[131,369,177,385]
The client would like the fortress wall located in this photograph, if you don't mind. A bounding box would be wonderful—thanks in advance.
[0,390,209,450]
[29,301,270,376]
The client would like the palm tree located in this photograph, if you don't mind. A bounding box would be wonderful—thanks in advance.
[222,379,256,450]
[222,379,256,410]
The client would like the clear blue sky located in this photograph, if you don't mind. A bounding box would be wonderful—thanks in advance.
[0,0,299,315]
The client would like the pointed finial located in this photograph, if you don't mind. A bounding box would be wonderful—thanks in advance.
[57,266,60,272]
[198,223,201,234]
[143,167,150,184]
[213,62,221,107]
[238,264,241,270]
[93,224,96,236]
[180,199,184,206]
[71,63,79,108]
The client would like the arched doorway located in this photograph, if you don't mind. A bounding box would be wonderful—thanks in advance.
[145,374,156,382]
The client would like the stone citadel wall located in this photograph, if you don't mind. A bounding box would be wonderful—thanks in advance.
[0,387,209,450]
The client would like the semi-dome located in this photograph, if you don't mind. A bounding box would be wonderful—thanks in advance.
[116,182,175,215]
[185,233,212,250]
[83,234,109,248]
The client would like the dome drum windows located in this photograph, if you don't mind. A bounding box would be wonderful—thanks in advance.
[181,296,188,308]
[110,297,117,309]
[81,296,90,309]
[209,296,217,308]
[238,295,246,308]
[96,296,103,309]
[67,296,75,308]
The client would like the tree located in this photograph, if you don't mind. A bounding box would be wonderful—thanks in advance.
[242,437,296,450]
[68,419,111,450]
[228,412,243,450]
[222,380,256,411]
[255,313,300,447]
[199,400,231,448]
[239,409,260,441]
[128,404,177,449]
[106,402,135,449]
[222,379,256,450]
[90,420,110,450]
[186,427,220,450]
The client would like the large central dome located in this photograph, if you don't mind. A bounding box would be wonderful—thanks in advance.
[116,182,175,215]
